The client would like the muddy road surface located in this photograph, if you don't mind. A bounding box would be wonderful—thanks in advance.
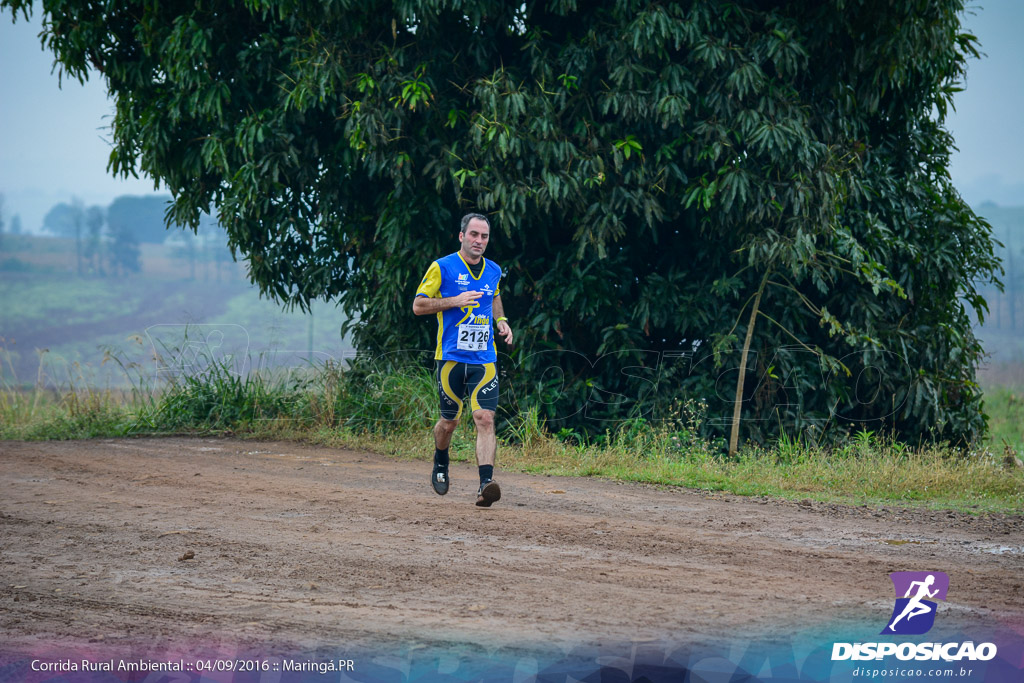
[1,437,1021,658]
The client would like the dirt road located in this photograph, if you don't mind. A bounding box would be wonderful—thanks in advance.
[1,437,1022,659]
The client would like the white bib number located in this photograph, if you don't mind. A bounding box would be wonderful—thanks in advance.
[457,323,490,351]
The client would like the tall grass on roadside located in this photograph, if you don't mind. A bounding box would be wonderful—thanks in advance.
[0,341,135,439]
[308,402,1020,513]
[1,342,1021,513]
[0,385,133,440]
[276,393,1022,513]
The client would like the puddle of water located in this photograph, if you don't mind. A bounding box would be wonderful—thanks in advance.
[983,546,1024,555]
[424,534,472,543]
[880,539,934,546]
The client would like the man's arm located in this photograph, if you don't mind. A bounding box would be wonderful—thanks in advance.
[493,295,513,345]
[412,291,482,315]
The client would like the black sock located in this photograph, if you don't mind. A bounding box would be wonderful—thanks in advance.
[434,448,449,468]
[479,464,493,484]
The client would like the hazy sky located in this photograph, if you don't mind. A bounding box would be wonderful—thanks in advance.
[949,1,1024,206]
[1,2,1022,234]
[1,12,159,232]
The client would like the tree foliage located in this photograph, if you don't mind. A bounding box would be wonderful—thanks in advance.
[106,195,178,244]
[5,0,1000,444]
[42,200,82,239]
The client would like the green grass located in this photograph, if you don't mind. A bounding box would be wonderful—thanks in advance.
[0,388,137,440]
[983,384,1024,458]
[0,277,141,327]
[294,413,1019,514]
[213,292,351,355]
[2,354,1021,514]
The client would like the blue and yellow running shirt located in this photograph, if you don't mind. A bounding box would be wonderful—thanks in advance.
[416,252,503,363]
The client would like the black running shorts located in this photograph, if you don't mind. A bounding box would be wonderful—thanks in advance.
[436,360,499,420]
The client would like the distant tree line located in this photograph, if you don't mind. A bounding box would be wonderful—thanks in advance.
[35,194,233,279]
[976,202,1024,334]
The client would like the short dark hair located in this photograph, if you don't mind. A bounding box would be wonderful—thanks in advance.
[460,213,490,233]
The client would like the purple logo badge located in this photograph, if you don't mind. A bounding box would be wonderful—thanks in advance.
[881,571,949,635]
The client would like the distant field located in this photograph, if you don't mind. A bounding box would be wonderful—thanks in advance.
[0,235,352,387]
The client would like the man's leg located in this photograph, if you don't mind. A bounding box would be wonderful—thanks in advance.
[473,409,501,506]
[431,418,458,496]
[435,417,458,450]
[472,409,496,467]
[432,361,464,496]
[466,362,501,506]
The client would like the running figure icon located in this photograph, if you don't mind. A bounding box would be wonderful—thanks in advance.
[887,574,939,631]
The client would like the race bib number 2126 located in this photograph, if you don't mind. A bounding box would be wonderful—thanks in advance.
[457,323,490,351]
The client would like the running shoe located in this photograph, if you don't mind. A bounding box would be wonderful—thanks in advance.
[431,463,449,496]
[475,479,501,507]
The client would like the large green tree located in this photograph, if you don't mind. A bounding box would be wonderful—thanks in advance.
[43,198,85,274]
[5,0,1000,444]
[106,195,178,244]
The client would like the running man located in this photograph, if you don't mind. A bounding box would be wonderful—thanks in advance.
[888,574,939,631]
[413,213,514,506]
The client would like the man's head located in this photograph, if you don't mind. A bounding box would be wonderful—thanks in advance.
[459,213,490,262]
